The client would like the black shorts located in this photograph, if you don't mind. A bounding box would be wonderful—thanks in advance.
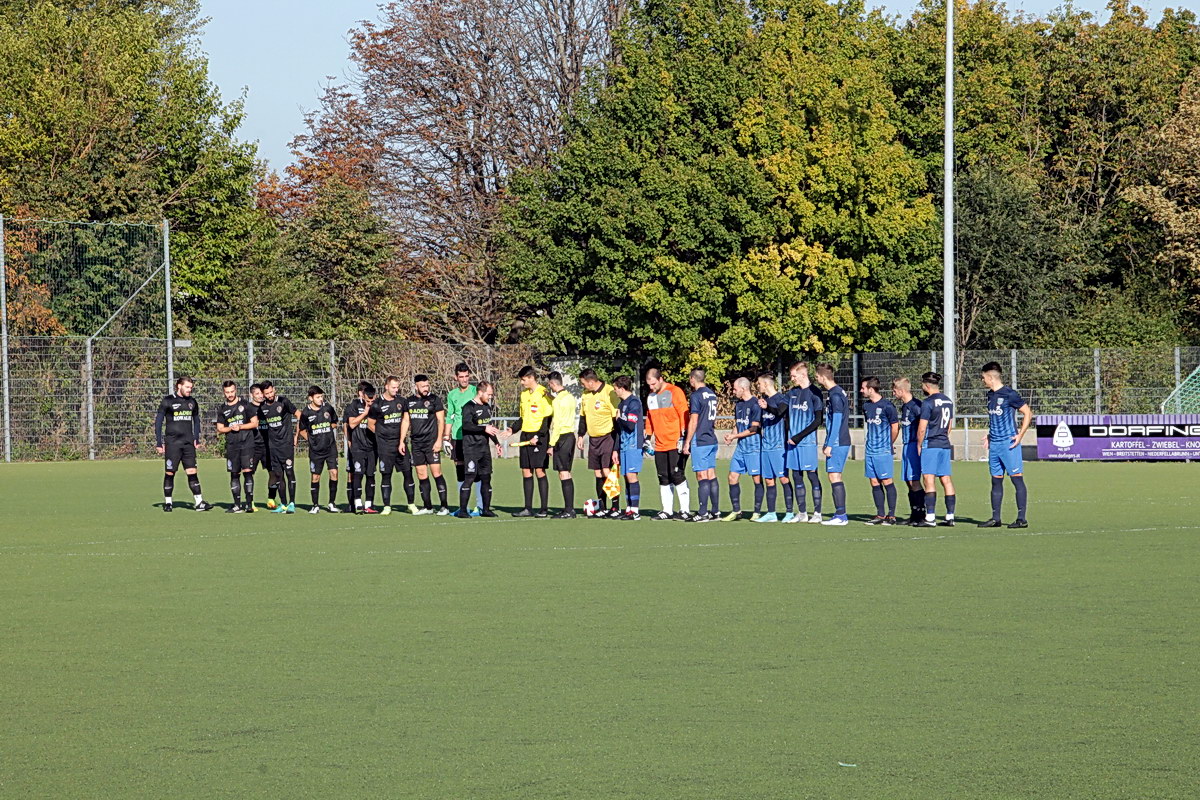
[587,434,615,471]
[265,444,295,473]
[226,443,255,473]
[452,439,465,463]
[309,451,338,474]
[377,441,410,473]
[349,448,376,475]
[410,441,440,467]
[462,448,492,477]
[164,438,197,472]
[552,434,575,472]
[519,431,550,470]
[654,449,688,485]
[253,440,267,471]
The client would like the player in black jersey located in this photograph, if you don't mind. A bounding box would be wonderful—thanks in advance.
[399,374,450,515]
[298,385,341,514]
[344,381,378,515]
[249,384,268,481]
[454,380,503,518]
[370,376,416,515]
[214,380,260,513]
[259,380,299,513]
[153,375,212,511]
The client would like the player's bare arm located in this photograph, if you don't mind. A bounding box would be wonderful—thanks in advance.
[1014,405,1033,449]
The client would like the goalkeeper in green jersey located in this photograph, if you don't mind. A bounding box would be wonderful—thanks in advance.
[444,361,479,515]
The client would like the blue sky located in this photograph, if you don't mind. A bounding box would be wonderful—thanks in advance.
[199,0,1175,173]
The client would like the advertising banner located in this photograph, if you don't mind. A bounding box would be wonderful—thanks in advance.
[1036,414,1200,461]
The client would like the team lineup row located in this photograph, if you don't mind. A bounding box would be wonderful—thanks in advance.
[153,360,1034,527]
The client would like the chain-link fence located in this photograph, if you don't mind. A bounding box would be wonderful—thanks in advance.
[0,337,1196,462]
[0,337,535,461]
[814,348,1200,419]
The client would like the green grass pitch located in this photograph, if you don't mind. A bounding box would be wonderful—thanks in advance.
[1,458,1196,798]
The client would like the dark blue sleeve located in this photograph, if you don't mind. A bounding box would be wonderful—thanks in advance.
[812,390,824,412]
[1007,388,1027,409]
[748,403,762,426]
[885,404,898,424]
[919,399,934,422]
[689,392,702,415]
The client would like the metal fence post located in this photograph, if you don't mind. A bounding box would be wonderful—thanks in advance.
[851,353,859,419]
[931,351,937,372]
[86,338,95,460]
[1175,346,1182,413]
[1094,348,1102,414]
[328,340,337,410]
[1010,349,1018,391]
[0,213,9,461]
[247,340,255,386]
[163,219,174,392]
[963,416,970,461]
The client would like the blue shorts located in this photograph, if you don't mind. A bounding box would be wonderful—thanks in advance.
[760,449,786,479]
[921,447,952,477]
[691,443,718,472]
[865,452,894,481]
[825,445,850,474]
[785,443,819,472]
[989,444,1024,476]
[729,448,761,476]
[619,449,643,475]
[901,443,921,482]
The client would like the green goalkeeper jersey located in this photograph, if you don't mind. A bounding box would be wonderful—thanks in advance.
[445,384,478,441]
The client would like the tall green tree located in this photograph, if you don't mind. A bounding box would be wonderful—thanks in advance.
[0,0,264,333]
[500,0,936,375]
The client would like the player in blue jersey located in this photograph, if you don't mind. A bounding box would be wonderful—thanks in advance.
[754,372,790,523]
[859,377,900,524]
[915,371,956,527]
[980,361,1032,528]
[815,364,851,525]
[683,369,721,521]
[721,377,762,521]
[613,376,645,521]
[892,377,925,525]
[783,361,824,524]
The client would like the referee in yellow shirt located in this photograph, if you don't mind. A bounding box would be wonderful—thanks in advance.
[576,367,621,517]
[514,366,555,517]
[548,371,579,518]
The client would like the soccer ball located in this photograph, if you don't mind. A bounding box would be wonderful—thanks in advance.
[584,498,600,517]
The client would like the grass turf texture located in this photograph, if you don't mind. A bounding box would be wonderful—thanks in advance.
[1,458,1195,799]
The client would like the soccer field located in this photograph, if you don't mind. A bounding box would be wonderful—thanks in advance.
[1,458,1195,798]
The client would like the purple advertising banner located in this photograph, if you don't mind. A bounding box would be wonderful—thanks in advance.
[1037,414,1200,460]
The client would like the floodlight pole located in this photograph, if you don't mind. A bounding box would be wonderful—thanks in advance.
[164,219,174,392]
[943,0,957,403]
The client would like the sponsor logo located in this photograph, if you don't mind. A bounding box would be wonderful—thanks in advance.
[1088,424,1200,437]
[467,460,476,471]
[1053,421,1073,448]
